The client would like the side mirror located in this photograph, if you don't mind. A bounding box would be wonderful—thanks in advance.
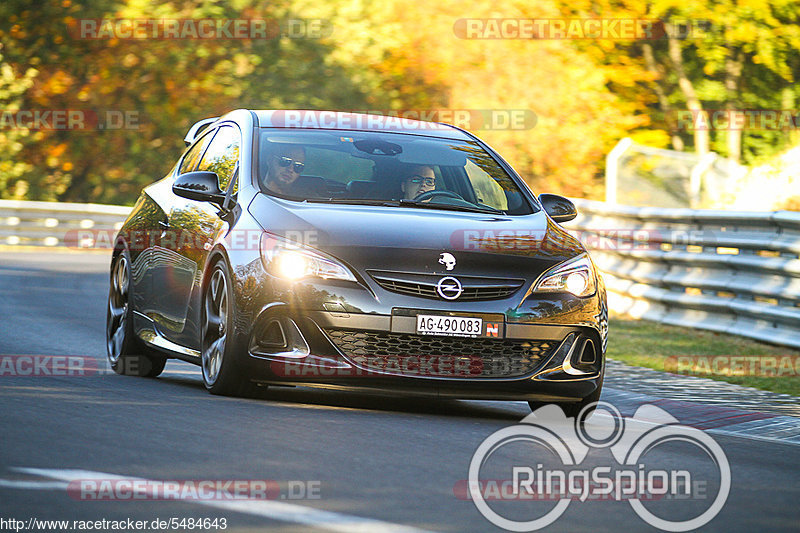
[173,171,226,206]
[538,193,577,223]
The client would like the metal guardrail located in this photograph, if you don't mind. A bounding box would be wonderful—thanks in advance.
[570,199,800,349]
[2,198,799,349]
[0,199,130,247]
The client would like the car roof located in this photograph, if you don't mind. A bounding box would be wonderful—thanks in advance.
[252,110,473,141]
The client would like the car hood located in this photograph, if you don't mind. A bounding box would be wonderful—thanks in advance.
[248,194,585,277]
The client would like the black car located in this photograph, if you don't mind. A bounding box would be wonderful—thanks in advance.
[106,109,607,416]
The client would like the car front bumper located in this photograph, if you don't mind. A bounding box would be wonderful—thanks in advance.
[239,308,604,403]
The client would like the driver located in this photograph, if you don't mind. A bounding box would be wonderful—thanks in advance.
[400,165,436,200]
[265,144,305,195]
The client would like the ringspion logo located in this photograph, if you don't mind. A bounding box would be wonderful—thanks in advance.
[466,402,730,531]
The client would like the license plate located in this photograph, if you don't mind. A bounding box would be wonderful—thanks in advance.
[416,315,482,337]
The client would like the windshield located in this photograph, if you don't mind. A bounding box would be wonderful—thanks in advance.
[258,129,534,215]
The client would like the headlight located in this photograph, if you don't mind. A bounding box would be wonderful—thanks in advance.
[534,253,597,297]
[259,233,356,282]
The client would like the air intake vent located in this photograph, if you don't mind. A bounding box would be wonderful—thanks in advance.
[325,329,554,378]
[368,270,524,301]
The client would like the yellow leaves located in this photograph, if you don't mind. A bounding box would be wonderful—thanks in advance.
[61,161,73,172]
[232,54,254,77]
[9,24,25,39]
[629,129,671,148]
[122,53,139,67]
[49,143,67,158]
[41,70,75,96]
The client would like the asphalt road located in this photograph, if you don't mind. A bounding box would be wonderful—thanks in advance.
[1,250,799,532]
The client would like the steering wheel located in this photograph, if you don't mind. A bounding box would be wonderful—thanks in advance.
[413,190,464,202]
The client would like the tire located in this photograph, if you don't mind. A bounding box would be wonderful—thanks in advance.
[200,257,264,397]
[528,369,604,419]
[106,248,167,378]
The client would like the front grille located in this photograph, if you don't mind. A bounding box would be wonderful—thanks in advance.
[368,270,524,301]
[325,329,555,378]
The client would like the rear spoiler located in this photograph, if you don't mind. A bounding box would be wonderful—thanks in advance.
[184,117,219,145]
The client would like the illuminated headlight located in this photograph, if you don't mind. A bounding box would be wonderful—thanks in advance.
[534,253,597,297]
[260,233,356,282]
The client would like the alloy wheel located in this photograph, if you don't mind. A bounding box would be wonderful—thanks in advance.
[202,267,228,386]
[107,254,130,364]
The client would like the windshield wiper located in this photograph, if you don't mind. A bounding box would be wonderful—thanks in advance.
[303,197,502,214]
[304,198,400,207]
[397,199,503,215]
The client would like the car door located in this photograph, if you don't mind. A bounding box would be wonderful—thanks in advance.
[158,124,241,348]
[147,127,217,339]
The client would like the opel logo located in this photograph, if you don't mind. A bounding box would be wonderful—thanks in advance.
[436,276,463,300]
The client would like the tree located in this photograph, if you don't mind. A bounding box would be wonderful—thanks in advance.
[0,53,36,198]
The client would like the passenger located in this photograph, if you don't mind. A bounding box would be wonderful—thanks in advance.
[265,145,305,195]
[400,165,436,200]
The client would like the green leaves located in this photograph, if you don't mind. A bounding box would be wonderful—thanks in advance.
[1,0,799,203]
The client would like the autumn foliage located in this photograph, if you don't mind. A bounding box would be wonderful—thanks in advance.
[1,0,798,204]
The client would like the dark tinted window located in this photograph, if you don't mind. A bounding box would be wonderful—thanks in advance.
[179,130,214,175]
[258,129,533,215]
[198,126,240,192]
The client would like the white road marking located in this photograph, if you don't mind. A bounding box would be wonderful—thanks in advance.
[11,468,433,533]
[0,479,68,489]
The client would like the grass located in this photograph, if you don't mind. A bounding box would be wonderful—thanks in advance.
[606,317,800,396]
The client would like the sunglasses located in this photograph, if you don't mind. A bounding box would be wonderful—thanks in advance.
[407,175,435,187]
[275,155,305,173]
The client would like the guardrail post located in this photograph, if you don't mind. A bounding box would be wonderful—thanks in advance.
[689,152,718,208]
[569,198,800,350]
[605,137,633,204]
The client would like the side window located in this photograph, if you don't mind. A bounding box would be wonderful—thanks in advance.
[464,159,508,210]
[197,126,240,192]
[179,130,215,175]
